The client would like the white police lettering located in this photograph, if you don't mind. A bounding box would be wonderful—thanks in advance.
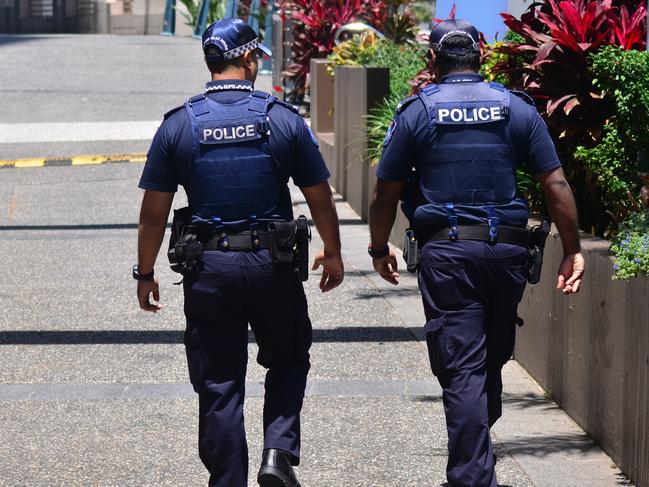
[437,106,503,123]
[202,124,257,142]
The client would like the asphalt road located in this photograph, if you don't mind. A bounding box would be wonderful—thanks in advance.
[0,34,273,160]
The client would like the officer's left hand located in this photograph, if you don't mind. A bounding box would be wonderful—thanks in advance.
[312,250,344,292]
[373,251,400,285]
[138,277,163,312]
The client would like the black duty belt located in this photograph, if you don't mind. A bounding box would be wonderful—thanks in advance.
[428,224,529,247]
[203,230,273,251]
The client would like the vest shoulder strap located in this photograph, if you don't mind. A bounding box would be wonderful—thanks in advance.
[249,90,277,115]
[510,90,536,107]
[187,94,209,117]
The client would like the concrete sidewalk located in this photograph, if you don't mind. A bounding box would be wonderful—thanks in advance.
[0,161,631,486]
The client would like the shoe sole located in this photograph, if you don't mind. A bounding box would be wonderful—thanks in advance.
[257,469,301,487]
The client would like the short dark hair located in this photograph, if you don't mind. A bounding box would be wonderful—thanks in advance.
[204,45,244,74]
[434,34,481,77]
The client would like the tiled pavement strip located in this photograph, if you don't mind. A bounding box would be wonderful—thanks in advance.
[0,163,631,486]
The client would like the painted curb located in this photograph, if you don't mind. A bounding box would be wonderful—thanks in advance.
[0,153,147,169]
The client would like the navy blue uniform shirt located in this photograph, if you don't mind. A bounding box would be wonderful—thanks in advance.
[377,73,561,227]
[139,79,330,221]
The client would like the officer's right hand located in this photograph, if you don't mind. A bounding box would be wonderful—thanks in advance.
[557,252,585,294]
[373,250,400,285]
[312,250,344,292]
[138,277,163,312]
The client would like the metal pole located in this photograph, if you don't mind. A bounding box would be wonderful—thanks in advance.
[260,0,273,73]
[248,0,260,33]
[144,0,150,34]
[193,0,210,37]
[224,0,238,18]
[160,0,176,35]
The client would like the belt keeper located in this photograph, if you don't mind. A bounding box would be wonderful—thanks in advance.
[219,232,230,249]
[488,217,500,243]
[448,216,459,241]
[249,216,260,248]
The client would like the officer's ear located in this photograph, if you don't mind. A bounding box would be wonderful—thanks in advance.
[242,50,258,69]
[427,48,436,66]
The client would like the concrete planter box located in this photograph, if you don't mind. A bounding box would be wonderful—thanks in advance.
[333,65,389,220]
[516,229,649,487]
[309,59,336,187]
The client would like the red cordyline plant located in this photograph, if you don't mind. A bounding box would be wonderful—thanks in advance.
[493,0,646,234]
[280,0,416,101]
[281,0,369,101]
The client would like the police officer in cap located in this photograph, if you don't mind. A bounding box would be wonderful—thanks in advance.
[135,18,344,487]
[368,19,585,487]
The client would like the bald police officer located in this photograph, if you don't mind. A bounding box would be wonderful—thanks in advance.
[135,18,344,487]
[369,19,585,487]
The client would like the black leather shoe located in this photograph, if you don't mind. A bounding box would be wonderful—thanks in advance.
[257,448,301,487]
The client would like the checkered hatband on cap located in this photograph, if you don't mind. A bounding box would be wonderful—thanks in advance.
[223,38,260,60]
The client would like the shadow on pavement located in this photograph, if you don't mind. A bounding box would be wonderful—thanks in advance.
[354,287,421,299]
[500,432,605,457]
[0,326,421,345]
[501,391,561,412]
[0,35,55,46]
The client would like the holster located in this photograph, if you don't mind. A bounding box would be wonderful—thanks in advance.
[528,219,551,284]
[167,207,203,274]
[403,229,420,274]
[269,215,311,281]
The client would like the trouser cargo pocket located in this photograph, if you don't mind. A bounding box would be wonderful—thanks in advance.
[184,326,205,393]
[424,317,455,379]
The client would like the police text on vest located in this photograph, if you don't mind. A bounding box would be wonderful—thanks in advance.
[202,124,257,142]
[437,107,503,123]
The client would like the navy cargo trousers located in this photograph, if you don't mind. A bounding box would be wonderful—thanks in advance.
[182,250,312,487]
[418,240,529,487]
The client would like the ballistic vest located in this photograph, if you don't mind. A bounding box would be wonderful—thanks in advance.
[183,90,281,223]
[412,81,520,232]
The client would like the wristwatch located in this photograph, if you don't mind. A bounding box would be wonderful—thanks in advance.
[132,265,155,282]
[368,243,390,259]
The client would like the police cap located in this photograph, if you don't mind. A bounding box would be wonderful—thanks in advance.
[202,18,272,63]
[429,19,480,55]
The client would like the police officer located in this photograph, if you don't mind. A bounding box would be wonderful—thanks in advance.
[134,18,344,487]
[368,19,585,487]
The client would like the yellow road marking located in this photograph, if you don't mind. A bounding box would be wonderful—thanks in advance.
[14,158,46,168]
[71,155,106,165]
[0,154,146,168]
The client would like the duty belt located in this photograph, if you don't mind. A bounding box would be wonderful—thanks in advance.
[203,230,273,251]
[428,224,529,247]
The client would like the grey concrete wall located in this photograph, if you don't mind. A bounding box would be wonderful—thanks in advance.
[516,229,649,487]
[333,65,389,220]
[310,59,334,135]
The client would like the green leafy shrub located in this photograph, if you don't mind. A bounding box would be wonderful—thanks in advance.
[610,210,649,279]
[328,36,425,96]
[574,46,648,233]
[175,0,268,32]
